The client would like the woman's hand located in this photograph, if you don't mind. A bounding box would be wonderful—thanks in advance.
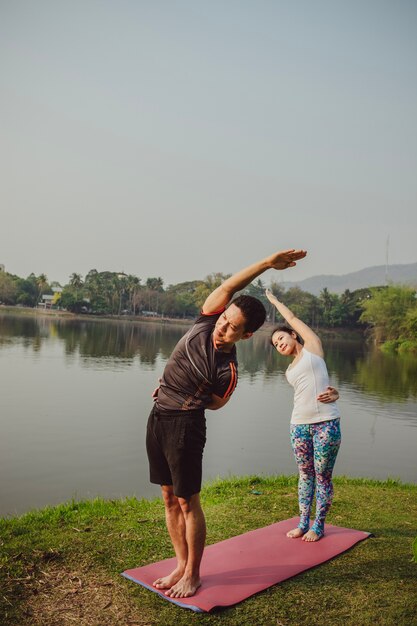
[317,386,339,403]
[152,378,162,401]
[265,288,279,305]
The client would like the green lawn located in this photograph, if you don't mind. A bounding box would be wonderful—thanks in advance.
[1,476,416,626]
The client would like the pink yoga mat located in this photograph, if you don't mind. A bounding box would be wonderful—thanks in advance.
[122,517,371,612]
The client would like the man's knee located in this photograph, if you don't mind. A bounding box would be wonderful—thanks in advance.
[161,485,179,509]
[178,493,201,516]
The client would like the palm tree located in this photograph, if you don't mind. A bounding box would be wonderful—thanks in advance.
[36,274,49,305]
[146,277,164,292]
[69,273,83,288]
[126,275,141,314]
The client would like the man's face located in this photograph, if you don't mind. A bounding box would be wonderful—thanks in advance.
[213,304,252,351]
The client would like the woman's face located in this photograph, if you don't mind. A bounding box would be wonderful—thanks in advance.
[272,330,298,356]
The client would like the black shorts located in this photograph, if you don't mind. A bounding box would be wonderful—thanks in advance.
[146,405,207,499]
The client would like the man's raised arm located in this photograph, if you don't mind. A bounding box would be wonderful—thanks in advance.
[202,248,307,314]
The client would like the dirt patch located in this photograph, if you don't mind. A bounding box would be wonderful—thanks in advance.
[20,562,152,626]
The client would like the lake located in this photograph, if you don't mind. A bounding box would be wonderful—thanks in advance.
[1,312,416,517]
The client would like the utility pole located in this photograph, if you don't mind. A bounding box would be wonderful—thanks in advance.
[385,235,390,285]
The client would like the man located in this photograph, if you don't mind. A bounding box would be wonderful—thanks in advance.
[146,248,307,598]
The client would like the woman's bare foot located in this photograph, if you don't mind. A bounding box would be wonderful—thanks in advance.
[165,574,201,598]
[286,527,305,538]
[302,529,322,542]
[153,566,184,590]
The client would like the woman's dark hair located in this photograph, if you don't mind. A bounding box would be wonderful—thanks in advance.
[270,324,304,346]
[230,295,266,333]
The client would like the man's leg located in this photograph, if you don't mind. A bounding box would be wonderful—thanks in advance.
[153,485,188,590]
[165,492,206,598]
[153,413,206,597]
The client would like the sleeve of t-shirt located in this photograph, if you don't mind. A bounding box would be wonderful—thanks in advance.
[212,361,238,399]
[194,308,225,328]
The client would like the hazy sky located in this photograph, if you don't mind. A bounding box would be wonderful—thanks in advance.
[1,0,416,287]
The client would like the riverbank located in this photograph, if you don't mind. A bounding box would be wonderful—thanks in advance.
[1,476,416,625]
[0,305,365,338]
[0,305,192,326]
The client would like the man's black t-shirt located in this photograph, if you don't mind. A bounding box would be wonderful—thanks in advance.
[155,310,238,412]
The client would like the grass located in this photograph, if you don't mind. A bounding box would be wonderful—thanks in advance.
[1,475,416,626]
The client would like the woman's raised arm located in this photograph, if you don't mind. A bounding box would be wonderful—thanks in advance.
[265,289,323,356]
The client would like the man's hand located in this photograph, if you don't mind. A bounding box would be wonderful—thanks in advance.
[202,247,307,315]
[266,249,307,270]
[317,386,339,404]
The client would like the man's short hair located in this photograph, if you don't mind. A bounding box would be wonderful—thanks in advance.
[230,295,266,333]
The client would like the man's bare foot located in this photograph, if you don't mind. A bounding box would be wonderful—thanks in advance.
[302,529,322,542]
[153,567,184,590]
[165,574,201,598]
[286,527,305,538]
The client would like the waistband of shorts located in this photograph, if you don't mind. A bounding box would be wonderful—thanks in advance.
[152,405,205,420]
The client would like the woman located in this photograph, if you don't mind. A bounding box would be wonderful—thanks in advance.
[265,289,341,542]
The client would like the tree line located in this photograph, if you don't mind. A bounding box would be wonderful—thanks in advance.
[0,269,416,352]
[0,268,367,325]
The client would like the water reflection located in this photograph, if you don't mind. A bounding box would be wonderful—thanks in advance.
[352,351,417,402]
[237,330,417,402]
[1,314,417,401]
[0,314,185,367]
[1,313,416,516]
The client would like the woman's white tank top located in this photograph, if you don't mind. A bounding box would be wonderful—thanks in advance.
[285,348,340,425]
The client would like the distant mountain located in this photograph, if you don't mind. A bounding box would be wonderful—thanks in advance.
[279,263,417,295]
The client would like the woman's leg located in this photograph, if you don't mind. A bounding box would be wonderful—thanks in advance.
[307,419,341,540]
[289,424,315,536]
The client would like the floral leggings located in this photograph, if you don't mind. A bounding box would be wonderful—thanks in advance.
[290,418,341,537]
